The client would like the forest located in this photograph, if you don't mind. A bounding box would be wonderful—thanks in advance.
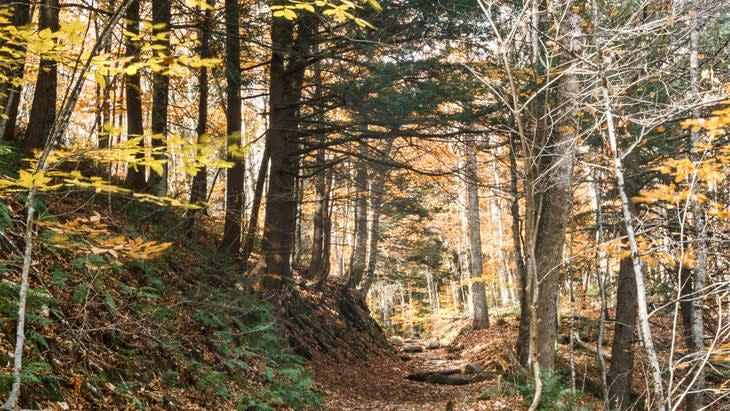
[0,0,729,410]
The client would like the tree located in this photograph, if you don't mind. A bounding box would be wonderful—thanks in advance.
[0,0,30,141]
[186,0,213,237]
[345,140,369,288]
[124,0,146,190]
[219,0,244,253]
[260,8,316,289]
[22,0,60,153]
[461,138,489,329]
[147,0,172,195]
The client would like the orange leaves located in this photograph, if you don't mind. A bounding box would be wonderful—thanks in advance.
[38,213,172,261]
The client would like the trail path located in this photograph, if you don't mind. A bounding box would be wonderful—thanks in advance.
[317,336,525,411]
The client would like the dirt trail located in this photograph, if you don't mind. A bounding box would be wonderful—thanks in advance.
[317,338,524,411]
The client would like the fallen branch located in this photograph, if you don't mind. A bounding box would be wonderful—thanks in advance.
[570,332,612,361]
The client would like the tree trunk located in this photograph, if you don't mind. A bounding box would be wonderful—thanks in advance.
[608,257,639,409]
[185,1,212,237]
[241,139,270,263]
[602,70,666,411]
[526,2,581,371]
[360,137,394,295]
[346,140,369,288]
[219,0,244,253]
[511,134,530,367]
[261,11,313,289]
[146,0,171,195]
[307,146,330,282]
[22,0,59,153]
[124,0,146,190]
[684,10,706,411]
[463,140,489,330]
[0,0,31,141]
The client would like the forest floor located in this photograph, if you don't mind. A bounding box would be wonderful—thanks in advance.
[313,317,528,411]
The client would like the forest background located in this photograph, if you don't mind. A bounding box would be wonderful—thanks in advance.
[0,0,729,410]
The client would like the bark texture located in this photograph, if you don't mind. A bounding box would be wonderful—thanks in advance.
[124,0,146,190]
[219,0,244,253]
[23,0,59,153]
[463,140,489,330]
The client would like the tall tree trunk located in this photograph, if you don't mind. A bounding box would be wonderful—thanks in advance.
[22,0,59,153]
[261,11,313,289]
[147,0,171,195]
[602,70,666,411]
[241,139,270,263]
[463,139,489,330]
[346,140,369,288]
[684,9,706,410]
[186,1,212,237]
[608,154,640,410]
[317,169,333,283]
[124,0,146,190]
[510,133,530,367]
[0,0,31,141]
[360,137,394,295]
[219,0,244,253]
[307,147,329,281]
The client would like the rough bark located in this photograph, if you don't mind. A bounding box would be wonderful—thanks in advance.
[186,2,212,237]
[307,147,330,282]
[360,137,394,295]
[602,70,666,411]
[510,134,530,367]
[241,139,270,263]
[261,11,314,289]
[463,140,489,330]
[346,140,369,289]
[608,256,639,410]
[0,0,31,141]
[22,0,59,153]
[146,0,171,195]
[531,6,580,367]
[124,0,146,190]
[219,0,244,253]
[605,152,640,409]
[684,10,706,411]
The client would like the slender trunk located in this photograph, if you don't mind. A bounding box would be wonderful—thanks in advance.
[241,139,271,263]
[292,175,304,267]
[463,140,489,329]
[124,0,146,189]
[186,1,212,237]
[346,140,368,288]
[608,154,641,410]
[602,72,666,411]
[147,0,171,194]
[360,137,394,295]
[219,0,244,253]
[317,170,333,283]
[307,153,327,281]
[0,0,31,141]
[511,134,530,367]
[684,10,706,411]
[593,170,609,405]
[22,0,59,153]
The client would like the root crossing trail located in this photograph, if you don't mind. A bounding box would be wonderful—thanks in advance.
[317,337,524,411]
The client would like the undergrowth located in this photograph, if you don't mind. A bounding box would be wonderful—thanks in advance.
[483,368,588,411]
[0,147,321,410]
